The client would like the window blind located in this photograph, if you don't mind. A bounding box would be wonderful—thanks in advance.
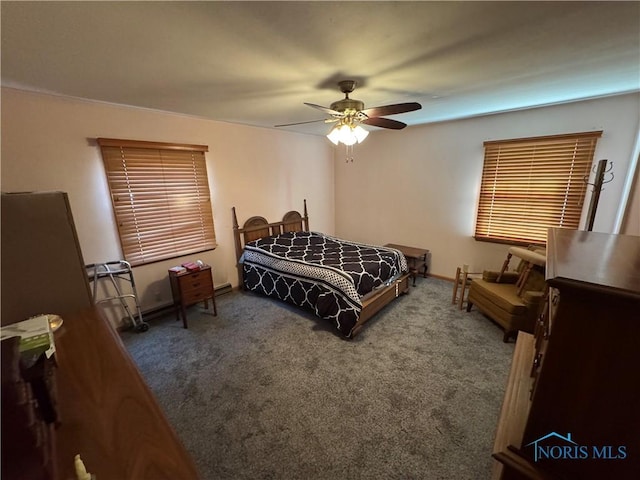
[475,131,602,245]
[97,138,216,266]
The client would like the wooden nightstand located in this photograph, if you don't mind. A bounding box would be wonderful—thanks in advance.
[384,243,429,286]
[169,266,217,328]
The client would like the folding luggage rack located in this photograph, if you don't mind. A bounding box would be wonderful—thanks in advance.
[85,260,149,332]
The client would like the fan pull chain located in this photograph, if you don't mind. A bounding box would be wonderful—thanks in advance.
[346,144,354,163]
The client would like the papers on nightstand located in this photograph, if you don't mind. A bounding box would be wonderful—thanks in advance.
[170,261,207,274]
[0,314,56,359]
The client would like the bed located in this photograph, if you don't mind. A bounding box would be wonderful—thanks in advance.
[232,200,410,338]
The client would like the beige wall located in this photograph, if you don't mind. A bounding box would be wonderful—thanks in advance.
[335,93,640,278]
[621,158,640,236]
[3,87,638,325]
[1,88,335,322]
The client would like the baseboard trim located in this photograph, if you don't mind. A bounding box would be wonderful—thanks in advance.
[118,282,233,330]
[426,273,455,282]
[215,282,233,296]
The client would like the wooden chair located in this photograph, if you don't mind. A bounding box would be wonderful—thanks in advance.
[467,246,546,342]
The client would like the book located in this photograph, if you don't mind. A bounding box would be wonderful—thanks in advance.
[181,262,201,272]
[0,315,55,359]
[169,266,187,274]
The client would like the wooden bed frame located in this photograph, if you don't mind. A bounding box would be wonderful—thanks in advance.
[232,200,410,337]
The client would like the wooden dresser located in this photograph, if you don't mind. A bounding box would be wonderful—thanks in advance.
[54,307,200,479]
[492,228,640,480]
[1,192,200,479]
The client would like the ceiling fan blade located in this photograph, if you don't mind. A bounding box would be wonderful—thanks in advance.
[274,119,328,127]
[304,102,343,116]
[361,102,422,118]
[361,117,407,130]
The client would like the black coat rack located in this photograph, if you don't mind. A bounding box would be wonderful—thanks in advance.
[584,159,614,231]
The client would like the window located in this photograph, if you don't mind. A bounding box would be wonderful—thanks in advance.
[475,131,602,245]
[97,138,216,266]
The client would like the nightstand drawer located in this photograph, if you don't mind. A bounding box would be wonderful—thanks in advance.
[179,273,213,294]
[183,287,213,305]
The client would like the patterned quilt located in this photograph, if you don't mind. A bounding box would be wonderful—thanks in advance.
[240,231,408,337]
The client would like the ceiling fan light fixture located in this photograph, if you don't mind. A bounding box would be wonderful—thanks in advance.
[327,125,342,145]
[277,80,421,145]
[353,125,369,143]
[339,125,358,146]
[326,123,369,146]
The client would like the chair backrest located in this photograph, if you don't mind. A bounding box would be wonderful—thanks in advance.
[512,246,546,296]
[509,246,546,267]
[520,263,546,294]
[496,245,547,296]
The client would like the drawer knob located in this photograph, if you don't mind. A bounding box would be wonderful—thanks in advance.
[533,353,542,369]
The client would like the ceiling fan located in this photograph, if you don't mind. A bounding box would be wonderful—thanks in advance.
[275,80,422,145]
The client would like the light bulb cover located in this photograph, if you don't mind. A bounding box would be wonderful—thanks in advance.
[353,125,369,143]
[327,126,341,145]
[326,122,369,146]
[338,124,357,145]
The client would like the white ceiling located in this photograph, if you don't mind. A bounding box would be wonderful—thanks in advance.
[2,1,639,136]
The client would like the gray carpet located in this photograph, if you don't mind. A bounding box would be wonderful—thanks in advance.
[122,277,514,480]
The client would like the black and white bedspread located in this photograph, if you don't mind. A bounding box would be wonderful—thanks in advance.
[240,231,408,337]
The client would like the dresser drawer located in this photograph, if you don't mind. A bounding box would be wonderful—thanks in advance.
[548,287,560,330]
[530,289,555,399]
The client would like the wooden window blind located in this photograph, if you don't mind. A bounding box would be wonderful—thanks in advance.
[97,138,216,266]
[475,131,602,245]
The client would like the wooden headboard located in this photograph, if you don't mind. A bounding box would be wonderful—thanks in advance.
[232,199,309,266]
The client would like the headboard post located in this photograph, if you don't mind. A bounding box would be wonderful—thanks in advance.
[232,206,239,230]
[232,207,242,263]
[232,207,246,291]
[232,202,311,289]
[303,199,309,231]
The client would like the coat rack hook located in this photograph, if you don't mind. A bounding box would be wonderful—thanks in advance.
[585,159,613,231]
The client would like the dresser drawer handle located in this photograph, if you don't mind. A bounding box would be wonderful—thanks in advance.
[533,353,542,369]
[192,282,201,288]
